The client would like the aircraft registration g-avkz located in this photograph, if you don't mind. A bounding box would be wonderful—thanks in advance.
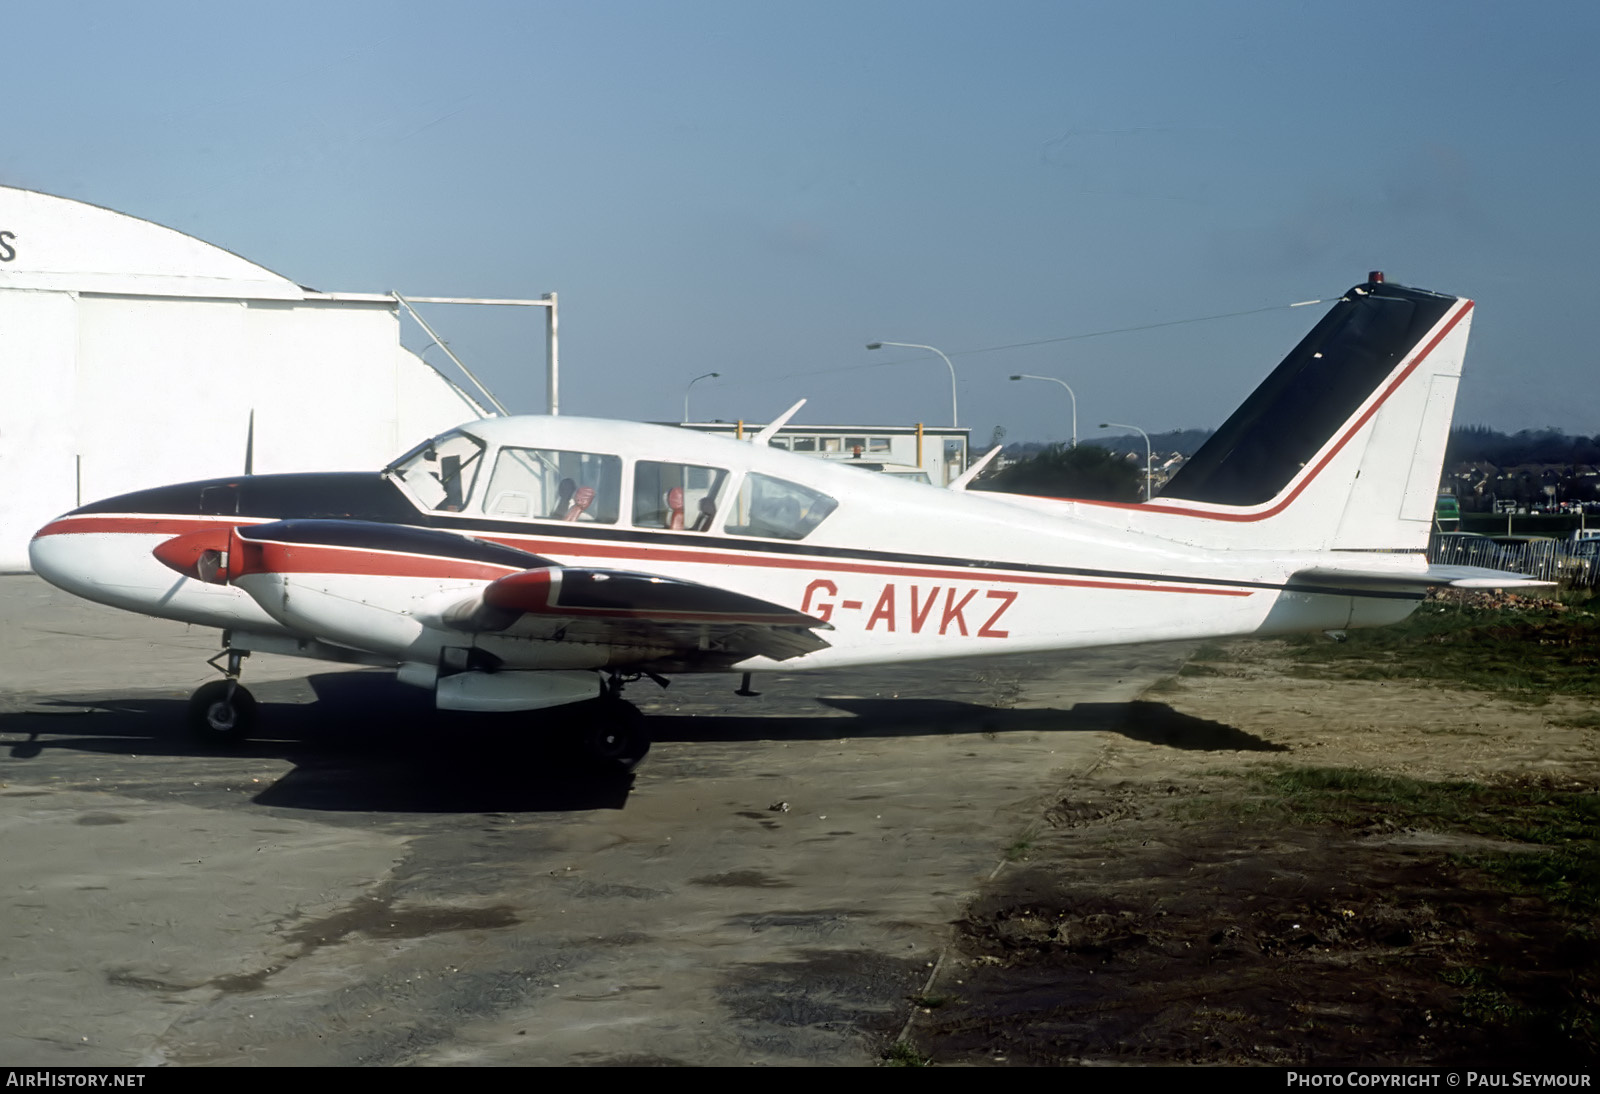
[29,274,1539,769]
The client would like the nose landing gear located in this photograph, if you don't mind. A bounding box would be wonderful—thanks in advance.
[188,644,256,745]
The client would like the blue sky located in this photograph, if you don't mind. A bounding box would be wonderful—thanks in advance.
[6,1,1597,444]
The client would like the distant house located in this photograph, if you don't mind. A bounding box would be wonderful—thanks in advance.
[677,421,970,485]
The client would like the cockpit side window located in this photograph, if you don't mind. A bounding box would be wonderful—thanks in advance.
[633,461,728,531]
[724,473,838,541]
[386,430,487,512]
[483,446,622,524]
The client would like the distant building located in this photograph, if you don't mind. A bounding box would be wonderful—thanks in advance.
[0,187,491,570]
[677,422,970,485]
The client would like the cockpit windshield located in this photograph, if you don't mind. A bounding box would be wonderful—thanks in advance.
[385,430,488,511]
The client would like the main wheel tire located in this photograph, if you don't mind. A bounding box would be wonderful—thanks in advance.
[188,680,257,746]
[574,698,649,773]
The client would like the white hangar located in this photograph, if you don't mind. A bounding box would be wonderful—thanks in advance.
[0,186,499,570]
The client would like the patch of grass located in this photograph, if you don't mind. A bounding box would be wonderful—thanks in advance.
[1440,965,1499,988]
[1252,767,1600,912]
[1003,839,1034,862]
[1557,586,1600,610]
[1475,850,1600,914]
[1279,597,1600,701]
[883,1041,931,1067]
[1233,767,1600,1056]
[1458,987,1535,1028]
[1438,962,1597,1047]
[909,993,952,1009]
[1172,790,1290,827]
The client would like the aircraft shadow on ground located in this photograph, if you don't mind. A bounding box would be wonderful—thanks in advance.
[652,697,1285,753]
[0,673,1282,814]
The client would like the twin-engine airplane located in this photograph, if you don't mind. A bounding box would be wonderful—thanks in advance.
[29,275,1537,769]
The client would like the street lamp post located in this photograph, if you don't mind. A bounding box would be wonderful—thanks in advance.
[683,371,720,423]
[866,341,958,427]
[1009,374,1077,448]
[1100,421,1152,502]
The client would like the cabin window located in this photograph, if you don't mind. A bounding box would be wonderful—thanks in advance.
[483,447,622,523]
[869,436,892,453]
[633,461,728,531]
[387,430,487,512]
[791,437,816,453]
[725,473,838,541]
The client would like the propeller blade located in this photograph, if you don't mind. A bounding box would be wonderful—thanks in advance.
[243,409,255,476]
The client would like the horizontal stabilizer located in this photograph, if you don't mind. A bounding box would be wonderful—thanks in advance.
[1289,564,1555,592]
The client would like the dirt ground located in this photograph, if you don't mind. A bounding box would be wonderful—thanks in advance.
[906,635,1600,1067]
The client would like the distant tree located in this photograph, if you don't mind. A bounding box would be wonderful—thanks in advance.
[972,443,1140,502]
[1446,425,1600,467]
[1001,429,1213,464]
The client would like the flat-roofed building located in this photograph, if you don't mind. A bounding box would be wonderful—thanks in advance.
[677,421,970,485]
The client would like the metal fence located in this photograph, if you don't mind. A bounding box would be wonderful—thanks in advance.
[1429,532,1598,587]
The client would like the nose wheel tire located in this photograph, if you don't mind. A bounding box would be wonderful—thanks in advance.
[188,680,258,745]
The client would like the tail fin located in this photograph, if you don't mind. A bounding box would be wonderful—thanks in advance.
[1120,274,1472,552]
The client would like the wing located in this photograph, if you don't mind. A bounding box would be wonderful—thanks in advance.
[440,565,833,664]
[151,521,838,665]
[152,518,832,666]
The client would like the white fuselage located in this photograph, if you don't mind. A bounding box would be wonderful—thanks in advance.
[30,416,1420,680]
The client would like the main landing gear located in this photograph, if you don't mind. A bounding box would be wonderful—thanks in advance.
[188,645,256,746]
[181,642,655,770]
[566,671,657,774]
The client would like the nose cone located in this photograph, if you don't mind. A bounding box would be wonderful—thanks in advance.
[27,520,137,604]
[27,525,77,593]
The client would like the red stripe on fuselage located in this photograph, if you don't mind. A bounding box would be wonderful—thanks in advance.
[33,515,271,539]
[474,534,1254,597]
[35,513,1255,597]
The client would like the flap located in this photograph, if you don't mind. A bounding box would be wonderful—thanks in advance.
[442,566,833,663]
